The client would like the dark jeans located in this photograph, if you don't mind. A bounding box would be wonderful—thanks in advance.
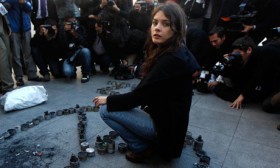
[94,53,111,72]
[63,48,91,77]
[31,47,61,77]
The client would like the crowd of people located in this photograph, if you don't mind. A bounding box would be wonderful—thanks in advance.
[0,0,280,163]
[182,0,280,112]
[0,0,154,90]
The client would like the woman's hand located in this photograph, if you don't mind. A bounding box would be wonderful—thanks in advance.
[93,96,108,107]
[230,94,244,109]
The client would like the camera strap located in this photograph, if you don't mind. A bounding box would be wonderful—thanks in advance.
[69,49,81,63]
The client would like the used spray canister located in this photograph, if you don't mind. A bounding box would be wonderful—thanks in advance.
[95,135,103,149]
[193,135,204,151]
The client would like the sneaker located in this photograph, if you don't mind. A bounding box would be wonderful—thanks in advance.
[28,76,43,82]
[81,74,90,83]
[43,73,50,82]
[16,78,25,86]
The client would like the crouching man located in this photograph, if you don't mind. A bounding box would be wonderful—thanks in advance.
[60,16,91,83]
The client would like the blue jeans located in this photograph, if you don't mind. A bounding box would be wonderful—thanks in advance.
[99,105,156,152]
[63,48,91,77]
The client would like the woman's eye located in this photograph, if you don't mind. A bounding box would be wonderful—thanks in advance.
[152,20,158,26]
[162,22,170,27]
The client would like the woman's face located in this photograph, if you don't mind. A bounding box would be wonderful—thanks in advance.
[151,11,174,45]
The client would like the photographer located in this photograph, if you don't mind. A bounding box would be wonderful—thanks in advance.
[91,0,131,69]
[31,21,62,81]
[240,0,280,44]
[59,16,91,83]
[128,1,151,33]
[210,36,280,109]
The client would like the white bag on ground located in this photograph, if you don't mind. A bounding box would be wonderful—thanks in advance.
[0,85,48,112]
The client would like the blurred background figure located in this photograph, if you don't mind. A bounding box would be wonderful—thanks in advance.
[6,0,43,86]
[0,7,14,94]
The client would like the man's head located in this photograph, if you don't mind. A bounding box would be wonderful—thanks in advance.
[134,3,142,12]
[209,27,226,49]
[231,36,256,63]
[64,16,78,31]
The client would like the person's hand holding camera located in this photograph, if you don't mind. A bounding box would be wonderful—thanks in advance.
[39,25,48,36]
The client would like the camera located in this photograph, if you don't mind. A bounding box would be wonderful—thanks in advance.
[41,24,56,38]
[135,0,154,13]
[107,0,115,6]
[69,21,78,30]
[223,52,241,66]
[212,52,241,76]
[220,2,257,32]
[195,69,211,93]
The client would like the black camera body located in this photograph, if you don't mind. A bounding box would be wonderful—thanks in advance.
[69,21,78,30]
[195,70,211,93]
[41,24,56,37]
[212,52,241,76]
[107,0,115,6]
[221,2,257,32]
[135,0,154,13]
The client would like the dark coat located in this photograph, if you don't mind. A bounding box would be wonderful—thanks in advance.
[106,46,200,159]
[31,0,58,29]
[221,41,280,102]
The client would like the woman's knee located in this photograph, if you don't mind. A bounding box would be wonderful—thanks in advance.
[99,105,109,119]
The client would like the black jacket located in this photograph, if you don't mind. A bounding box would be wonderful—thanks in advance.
[31,0,58,27]
[106,46,200,159]
[223,42,280,102]
[59,25,89,59]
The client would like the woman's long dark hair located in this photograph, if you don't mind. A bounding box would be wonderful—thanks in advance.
[141,2,186,77]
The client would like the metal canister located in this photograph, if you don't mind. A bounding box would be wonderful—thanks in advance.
[193,135,204,152]
[70,154,79,168]
[56,110,63,116]
[80,142,89,151]
[103,135,110,143]
[118,143,127,153]
[78,151,87,161]
[86,148,95,157]
[107,139,115,154]
[21,123,29,131]
[97,143,107,155]
[200,155,211,165]
[185,131,194,146]
[32,118,40,125]
[50,111,56,118]
[95,136,103,149]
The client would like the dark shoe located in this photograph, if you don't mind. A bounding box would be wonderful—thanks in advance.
[28,76,43,82]
[125,146,155,163]
[81,74,90,83]
[16,78,25,86]
[43,73,50,82]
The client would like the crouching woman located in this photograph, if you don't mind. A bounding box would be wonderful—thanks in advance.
[93,2,200,163]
